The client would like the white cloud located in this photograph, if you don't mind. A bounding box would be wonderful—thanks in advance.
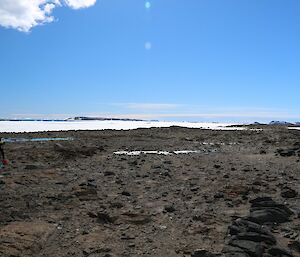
[126,103,180,110]
[64,0,96,9]
[0,0,96,32]
[114,103,181,110]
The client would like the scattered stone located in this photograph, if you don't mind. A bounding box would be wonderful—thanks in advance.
[121,191,131,196]
[121,212,152,225]
[277,149,296,157]
[288,241,300,253]
[110,202,124,209]
[282,230,298,240]
[281,187,298,199]
[214,192,225,199]
[25,164,39,170]
[164,205,175,213]
[104,171,115,176]
[74,188,98,200]
[96,212,115,224]
[121,233,135,240]
[87,181,97,188]
[191,186,200,192]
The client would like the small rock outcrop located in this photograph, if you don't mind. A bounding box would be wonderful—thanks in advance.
[223,197,294,257]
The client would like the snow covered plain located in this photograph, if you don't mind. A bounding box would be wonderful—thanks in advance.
[0,120,243,133]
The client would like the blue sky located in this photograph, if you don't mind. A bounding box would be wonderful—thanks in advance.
[1,0,300,122]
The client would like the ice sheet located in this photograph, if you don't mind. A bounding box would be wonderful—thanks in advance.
[0,120,243,133]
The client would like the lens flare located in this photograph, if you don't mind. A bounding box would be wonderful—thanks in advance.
[145,1,151,9]
[145,42,152,50]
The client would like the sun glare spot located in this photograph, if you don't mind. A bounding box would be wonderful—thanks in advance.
[145,1,151,9]
[145,42,152,50]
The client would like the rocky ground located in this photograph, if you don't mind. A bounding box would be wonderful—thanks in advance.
[0,126,299,257]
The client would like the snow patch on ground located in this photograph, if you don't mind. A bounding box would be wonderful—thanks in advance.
[288,127,300,130]
[114,150,207,156]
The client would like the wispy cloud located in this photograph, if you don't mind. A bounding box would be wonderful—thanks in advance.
[0,0,97,32]
[64,0,96,9]
[8,107,300,122]
[10,113,75,119]
[94,111,300,120]
[119,103,181,110]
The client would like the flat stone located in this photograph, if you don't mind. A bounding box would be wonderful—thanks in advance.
[229,239,264,257]
[268,247,293,257]
[233,232,276,245]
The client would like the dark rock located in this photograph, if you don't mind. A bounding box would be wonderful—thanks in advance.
[281,187,298,199]
[191,186,200,192]
[232,232,276,245]
[193,215,204,221]
[249,209,289,224]
[121,191,131,196]
[87,211,98,218]
[282,230,298,240]
[25,164,39,170]
[74,188,98,200]
[87,181,97,188]
[96,212,115,224]
[268,247,293,257]
[248,197,293,224]
[79,182,86,187]
[277,149,296,157]
[223,245,251,257]
[164,205,175,213]
[214,192,225,199]
[288,241,300,253]
[224,198,293,257]
[224,252,250,257]
[229,239,264,257]
[292,142,300,149]
[120,234,135,240]
[83,247,112,256]
[88,211,115,224]
[104,171,116,176]
[191,249,219,257]
[252,180,262,186]
[121,212,152,225]
[110,202,124,209]
[129,160,138,166]
[229,219,273,238]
